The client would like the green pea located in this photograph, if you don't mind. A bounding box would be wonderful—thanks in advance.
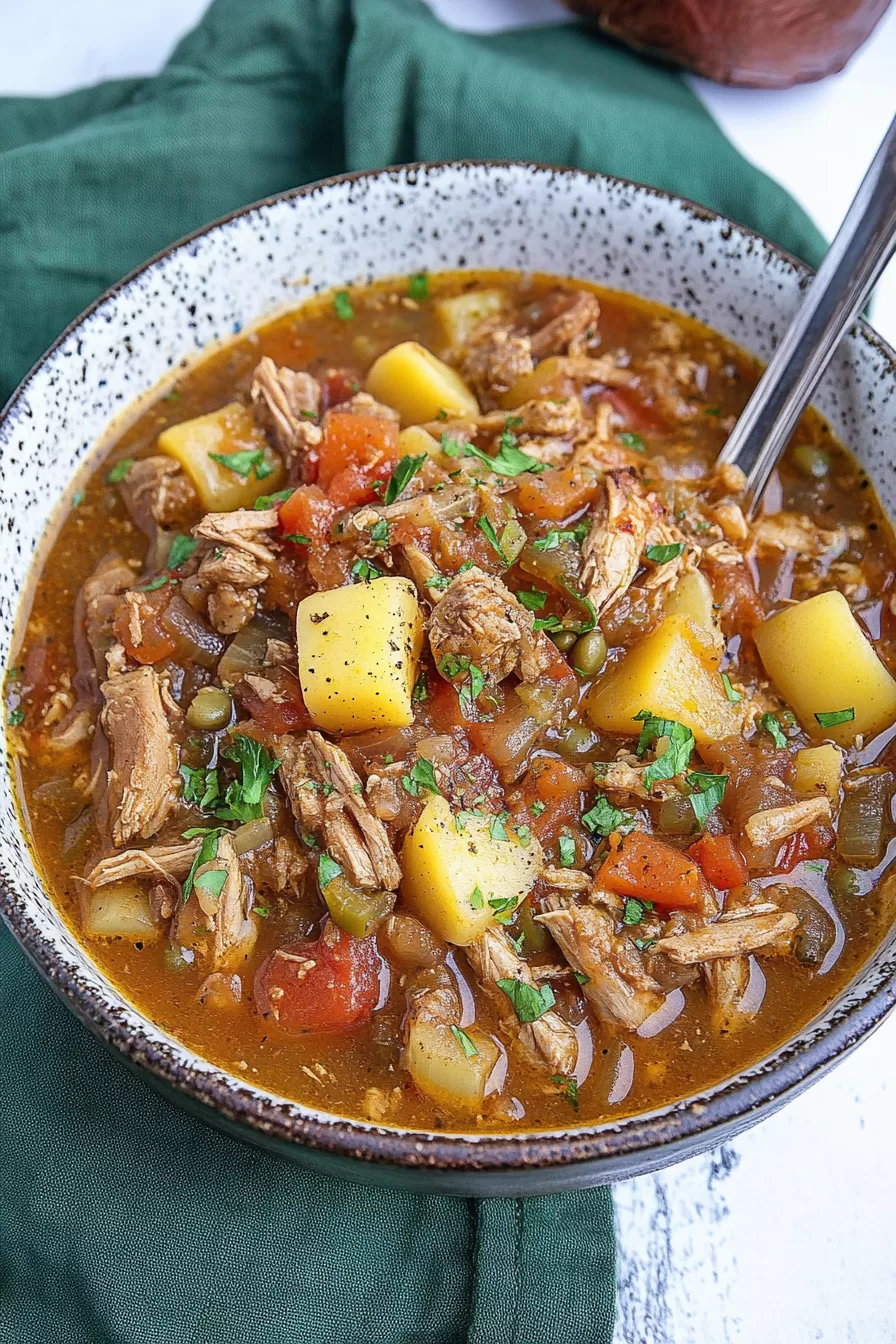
[186,686,233,731]
[551,630,577,653]
[571,629,607,677]
[793,444,831,480]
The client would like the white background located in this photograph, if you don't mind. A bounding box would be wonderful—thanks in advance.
[3,3,896,1340]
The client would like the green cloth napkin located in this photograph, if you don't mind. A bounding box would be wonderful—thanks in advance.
[0,1,825,1340]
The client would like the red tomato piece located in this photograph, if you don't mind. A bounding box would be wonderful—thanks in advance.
[601,832,711,910]
[514,758,588,847]
[597,386,668,433]
[688,833,749,891]
[278,484,335,550]
[773,822,835,875]
[323,367,362,409]
[234,666,311,735]
[254,923,383,1034]
[317,412,399,509]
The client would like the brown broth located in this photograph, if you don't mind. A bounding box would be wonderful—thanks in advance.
[9,270,896,1132]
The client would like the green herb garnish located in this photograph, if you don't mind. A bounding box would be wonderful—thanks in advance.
[721,672,741,703]
[106,458,135,484]
[687,771,728,827]
[385,453,427,506]
[622,897,654,926]
[167,534,197,569]
[558,835,576,867]
[351,557,383,582]
[284,532,311,546]
[402,758,441,797]
[619,432,646,452]
[450,1025,478,1057]
[408,273,429,302]
[254,488,294,510]
[470,886,484,909]
[208,448,273,481]
[761,712,787,749]
[517,589,548,612]
[815,708,855,729]
[333,290,354,321]
[497,978,556,1024]
[215,737,280,823]
[645,542,685,564]
[582,796,634,837]
[551,1075,579,1110]
[634,711,696,787]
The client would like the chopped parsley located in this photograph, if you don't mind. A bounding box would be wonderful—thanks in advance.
[7,707,24,727]
[438,653,486,717]
[488,895,518,925]
[252,905,271,918]
[634,711,695,787]
[721,672,742,703]
[318,852,343,888]
[408,273,430,302]
[284,532,311,546]
[558,834,577,867]
[490,811,510,843]
[106,458,134,484]
[179,764,222,812]
[215,737,280,823]
[450,1025,478,1057]
[645,542,685,564]
[167,533,197,569]
[440,433,463,458]
[477,516,505,560]
[470,886,485,909]
[425,573,450,592]
[208,448,273,481]
[254,488,294,510]
[633,937,658,952]
[517,588,548,612]
[622,897,654,926]
[333,290,354,321]
[551,1075,579,1110]
[412,672,428,702]
[497,978,556,1024]
[181,830,224,905]
[516,823,532,848]
[140,575,171,592]
[531,799,546,818]
[509,931,526,954]
[385,453,427,506]
[532,521,589,551]
[761,712,787,749]
[72,490,84,508]
[815,707,855,729]
[463,435,546,478]
[194,868,228,900]
[402,758,441,797]
[369,517,390,545]
[351,557,383,582]
[582,795,634,837]
[573,970,589,985]
[619,432,646,452]
[687,771,728,827]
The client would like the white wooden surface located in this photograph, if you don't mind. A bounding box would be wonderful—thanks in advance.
[3,4,896,1338]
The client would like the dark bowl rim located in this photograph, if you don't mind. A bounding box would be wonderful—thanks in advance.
[4,158,896,1176]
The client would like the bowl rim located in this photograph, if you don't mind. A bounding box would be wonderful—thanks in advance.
[4,157,896,1176]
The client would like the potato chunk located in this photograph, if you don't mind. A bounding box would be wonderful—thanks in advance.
[434,288,508,350]
[82,881,162,942]
[158,402,282,511]
[401,794,543,945]
[584,615,741,747]
[794,744,842,800]
[406,1018,499,1113]
[366,341,479,425]
[755,590,896,745]
[397,425,442,458]
[663,571,723,650]
[297,577,423,733]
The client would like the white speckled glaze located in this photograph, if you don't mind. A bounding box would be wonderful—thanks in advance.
[3,163,896,1196]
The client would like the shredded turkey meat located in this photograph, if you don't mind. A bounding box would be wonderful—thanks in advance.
[654,910,798,963]
[100,666,179,846]
[744,797,832,849]
[750,511,847,559]
[192,509,279,563]
[428,566,552,684]
[465,926,578,1077]
[277,731,401,889]
[87,839,200,888]
[79,552,139,680]
[118,455,198,534]
[250,356,322,458]
[536,897,664,1031]
[171,831,257,968]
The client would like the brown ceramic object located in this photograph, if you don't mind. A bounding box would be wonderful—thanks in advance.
[566,0,891,88]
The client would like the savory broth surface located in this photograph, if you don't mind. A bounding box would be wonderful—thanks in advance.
[9,270,896,1132]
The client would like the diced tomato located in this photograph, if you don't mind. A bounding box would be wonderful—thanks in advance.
[514,757,588,847]
[254,923,383,1034]
[435,525,503,575]
[114,589,177,665]
[323,367,362,410]
[427,675,470,735]
[234,666,311,735]
[278,484,335,550]
[597,386,669,434]
[514,465,602,522]
[601,832,711,910]
[773,822,835,875]
[318,412,399,508]
[688,833,749,891]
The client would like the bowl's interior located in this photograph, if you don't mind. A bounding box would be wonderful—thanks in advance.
[4,162,896,1174]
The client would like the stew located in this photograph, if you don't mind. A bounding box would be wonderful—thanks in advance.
[9,270,896,1132]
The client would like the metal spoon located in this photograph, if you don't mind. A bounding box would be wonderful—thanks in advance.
[716,112,896,517]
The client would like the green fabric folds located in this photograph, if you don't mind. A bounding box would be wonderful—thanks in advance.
[0,1,825,1340]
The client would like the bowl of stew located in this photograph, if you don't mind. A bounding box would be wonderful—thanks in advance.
[3,162,896,1195]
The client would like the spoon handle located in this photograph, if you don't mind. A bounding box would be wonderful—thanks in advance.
[717,112,896,516]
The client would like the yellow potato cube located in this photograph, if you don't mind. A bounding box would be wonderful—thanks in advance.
[401,794,543,946]
[366,341,479,425]
[584,615,741,747]
[158,402,282,511]
[434,288,508,350]
[663,571,723,649]
[406,1018,499,1113]
[754,590,896,745]
[794,744,842,800]
[81,881,162,942]
[297,577,423,733]
[397,425,442,458]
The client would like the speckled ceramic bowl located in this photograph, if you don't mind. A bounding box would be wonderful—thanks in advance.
[3,162,896,1196]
